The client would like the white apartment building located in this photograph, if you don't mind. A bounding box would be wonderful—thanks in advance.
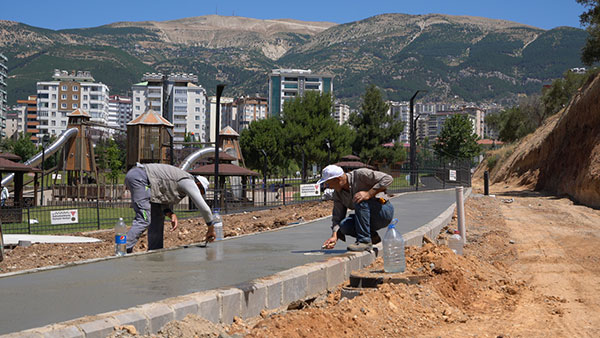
[333,102,350,125]
[0,53,8,139]
[208,96,236,143]
[268,69,333,116]
[236,96,268,130]
[427,106,486,140]
[132,73,207,144]
[387,101,410,143]
[108,95,132,131]
[36,70,109,137]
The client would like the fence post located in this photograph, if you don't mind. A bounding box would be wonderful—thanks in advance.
[455,186,466,244]
[443,161,446,189]
[96,198,101,230]
[282,177,286,206]
[27,206,31,234]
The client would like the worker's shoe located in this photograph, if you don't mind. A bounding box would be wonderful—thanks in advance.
[347,241,372,252]
[371,232,381,245]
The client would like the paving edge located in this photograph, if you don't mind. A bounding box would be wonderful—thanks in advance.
[2,188,470,337]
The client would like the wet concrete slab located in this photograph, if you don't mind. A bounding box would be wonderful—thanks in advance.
[0,189,457,335]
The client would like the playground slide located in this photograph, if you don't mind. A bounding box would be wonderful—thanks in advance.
[179,147,216,171]
[1,128,79,187]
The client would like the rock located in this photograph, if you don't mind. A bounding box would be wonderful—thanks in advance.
[509,240,515,244]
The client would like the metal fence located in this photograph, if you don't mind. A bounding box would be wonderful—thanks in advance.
[0,158,470,235]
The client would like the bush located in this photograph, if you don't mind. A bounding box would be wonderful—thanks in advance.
[487,154,499,170]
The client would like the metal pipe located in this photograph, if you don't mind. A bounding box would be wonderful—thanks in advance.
[179,147,217,171]
[2,128,79,187]
[455,186,466,244]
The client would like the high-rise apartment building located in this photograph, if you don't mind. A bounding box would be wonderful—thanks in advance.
[108,95,132,130]
[333,102,351,125]
[0,53,8,139]
[387,101,411,144]
[36,70,109,138]
[268,69,333,116]
[16,95,39,142]
[132,73,207,144]
[235,96,268,130]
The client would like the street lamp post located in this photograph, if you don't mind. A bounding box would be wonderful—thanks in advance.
[214,84,226,210]
[40,135,49,206]
[260,149,267,206]
[409,90,426,186]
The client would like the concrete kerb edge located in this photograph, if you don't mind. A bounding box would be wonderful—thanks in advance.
[4,188,468,337]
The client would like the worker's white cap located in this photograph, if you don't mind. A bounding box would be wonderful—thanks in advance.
[317,165,344,185]
[195,176,209,192]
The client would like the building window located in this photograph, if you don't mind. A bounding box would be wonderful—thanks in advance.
[136,97,140,102]
[72,103,78,109]
[135,106,140,110]
[83,104,88,109]
[195,124,200,129]
[51,120,56,126]
[61,85,67,91]
[51,103,56,108]
[195,98,201,103]
[61,121,66,126]
[60,103,66,109]
[73,85,78,91]
[83,95,88,100]
[195,115,200,120]
[61,94,67,100]
[72,94,78,100]
[52,94,57,99]
[195,107,200,112]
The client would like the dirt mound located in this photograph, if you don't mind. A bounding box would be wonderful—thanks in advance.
[487,73,600,207]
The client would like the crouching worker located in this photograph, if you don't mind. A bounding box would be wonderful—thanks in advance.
[320,165,394,252]
[125,163,217,253]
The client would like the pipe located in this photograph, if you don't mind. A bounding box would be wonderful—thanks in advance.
[455,186,466,244]
[2,128,79,186]
[179,147,217,171]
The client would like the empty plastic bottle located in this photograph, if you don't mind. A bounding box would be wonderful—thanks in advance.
[448,230,463,255]
[383,219,405,273]
[115,218,127,256]
[212,209,223,240]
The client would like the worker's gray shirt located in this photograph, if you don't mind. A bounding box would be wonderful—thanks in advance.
[144,163,194,205]
[331,168,393,233]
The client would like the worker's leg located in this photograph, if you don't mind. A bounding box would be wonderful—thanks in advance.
[125,167,152,252]
[147,203,165,250]
[353,199,394,243]
[177,178,213,224]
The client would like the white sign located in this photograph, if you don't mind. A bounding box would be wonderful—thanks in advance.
[300,183,321,197]
[51,174,62,180]
[50,209,79,225]
[449,169,457,182]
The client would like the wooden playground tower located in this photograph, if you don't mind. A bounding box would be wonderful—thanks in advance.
[126,109,174,169]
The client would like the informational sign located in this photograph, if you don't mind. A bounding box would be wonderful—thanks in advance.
[51,174,62,180]
[300,183,321,197]
[449,169,457,182]
[50,209,79,225]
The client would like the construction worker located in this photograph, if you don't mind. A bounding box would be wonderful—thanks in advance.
[124,163,217,253]
[1,184,8,206]
[320,165,394,252]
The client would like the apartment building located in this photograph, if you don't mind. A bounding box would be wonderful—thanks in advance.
[235,96,268,130]
[4,108,22,139]
[16,95,40,142]
[108,95,132,130]
[333,102,351,125]
[427,106,486,140]
[208,96,236,143]
[0,53,7,138]
[132,73,207,144]
[268,69,333,116]
[36,70,109,138]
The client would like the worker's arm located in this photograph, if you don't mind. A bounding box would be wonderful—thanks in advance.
[324,199,346,249]
[164,209,178,231]
[353,169,393,204]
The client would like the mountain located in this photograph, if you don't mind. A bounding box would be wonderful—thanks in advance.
[0,14,588,108]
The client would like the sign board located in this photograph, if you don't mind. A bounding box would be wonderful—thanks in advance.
[51,174,62,180]
[50,209,79,225]
[300,183,321,197]
[449,169,457,182]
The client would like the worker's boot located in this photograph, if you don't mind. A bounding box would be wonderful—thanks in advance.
[371,232,381,245]
[347,241,373,252]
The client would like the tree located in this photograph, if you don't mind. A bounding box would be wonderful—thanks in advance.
[577,0,600,65]
[10,133,37,162]
[434,114,481,159]
[348,85,405,165]
[239,116,287,176]
[282,91,353,175]
[105,139,123,184]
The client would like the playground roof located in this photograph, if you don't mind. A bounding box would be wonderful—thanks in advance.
[127,110,174,127]
[0,158,40,173]
[0,153,21,161]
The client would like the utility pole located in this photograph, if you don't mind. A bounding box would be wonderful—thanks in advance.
[409,90,426,186]
[260,149,267,206]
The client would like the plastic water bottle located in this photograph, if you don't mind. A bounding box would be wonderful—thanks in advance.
[448,230,463,255]
[115,218,127,256]
[383,219,405,273]
[212,209,223,240]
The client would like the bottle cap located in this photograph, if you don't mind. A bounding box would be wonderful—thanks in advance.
[454,230,459,234]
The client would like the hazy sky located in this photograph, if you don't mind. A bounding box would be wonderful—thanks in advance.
[1,0,589,31]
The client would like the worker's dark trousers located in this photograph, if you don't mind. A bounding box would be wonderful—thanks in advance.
[125,167,166,251]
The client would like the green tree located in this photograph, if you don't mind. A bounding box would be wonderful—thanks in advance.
[542,69,595,116]
[282,91,354,175]
[434,115,482,159]
[105,138,123,183]
[577,0,600,65]
[10,133,37,161]
[348,85,406,165]
[239,116,287,175]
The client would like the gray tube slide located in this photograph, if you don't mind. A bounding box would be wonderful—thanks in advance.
[179,147,217,171]
[1,128,79,186]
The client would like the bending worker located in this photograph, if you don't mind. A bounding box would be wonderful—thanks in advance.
[125,163,217,253]
[320,164,394,252]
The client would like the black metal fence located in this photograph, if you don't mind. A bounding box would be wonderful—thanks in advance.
[0,157,470,235]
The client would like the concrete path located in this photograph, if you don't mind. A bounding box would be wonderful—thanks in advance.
[0,189,457,335]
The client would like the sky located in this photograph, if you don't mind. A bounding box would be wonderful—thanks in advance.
[0,0,589,31]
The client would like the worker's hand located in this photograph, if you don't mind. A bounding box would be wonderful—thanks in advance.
[353,190,371,204]
[322,234,337,249]
[205,225,216,243]
[170,213,178,231]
